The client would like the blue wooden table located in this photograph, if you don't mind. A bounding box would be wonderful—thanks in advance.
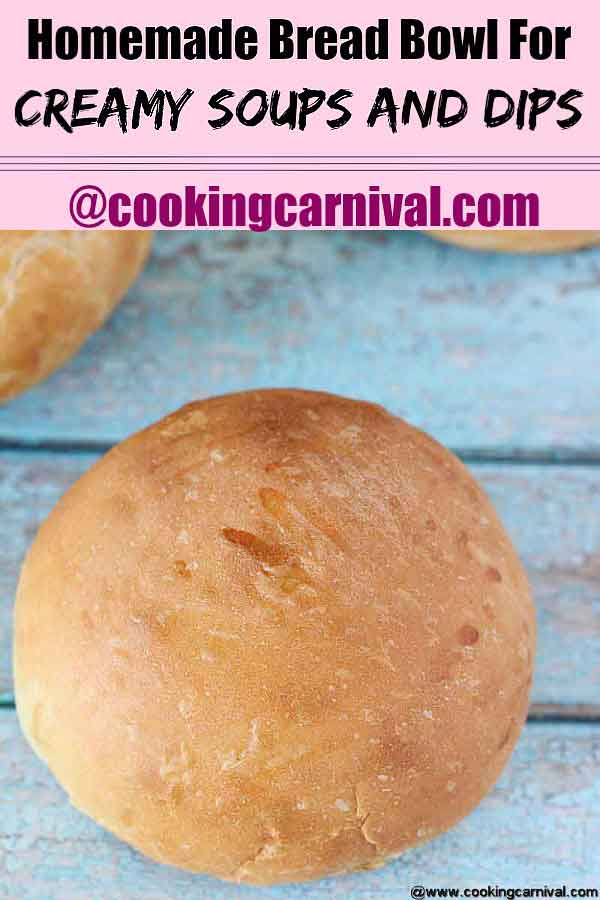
[1,232,599,896]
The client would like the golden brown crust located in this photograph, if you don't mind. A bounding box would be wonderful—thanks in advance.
[14,389,535,885]
[0,230,152,401]
[428,230,600,254]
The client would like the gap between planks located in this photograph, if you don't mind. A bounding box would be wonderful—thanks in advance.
[1,438,600,466]
[1,698,599,722]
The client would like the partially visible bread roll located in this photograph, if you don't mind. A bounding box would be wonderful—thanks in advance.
[429,230,600,254]
[0,231,152,402]
[15,389,535,885]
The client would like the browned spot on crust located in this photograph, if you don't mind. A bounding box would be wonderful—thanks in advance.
[175,559,192,579]
[221,528,289,567]
[486,566,503,583]
[457,625,480,646]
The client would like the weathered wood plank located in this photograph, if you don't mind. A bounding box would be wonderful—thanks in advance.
[1,452,599,706]
[0,232,599,450]
[1,713,598,896]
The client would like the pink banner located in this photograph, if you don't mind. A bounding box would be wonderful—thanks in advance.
[1,0,598,228]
